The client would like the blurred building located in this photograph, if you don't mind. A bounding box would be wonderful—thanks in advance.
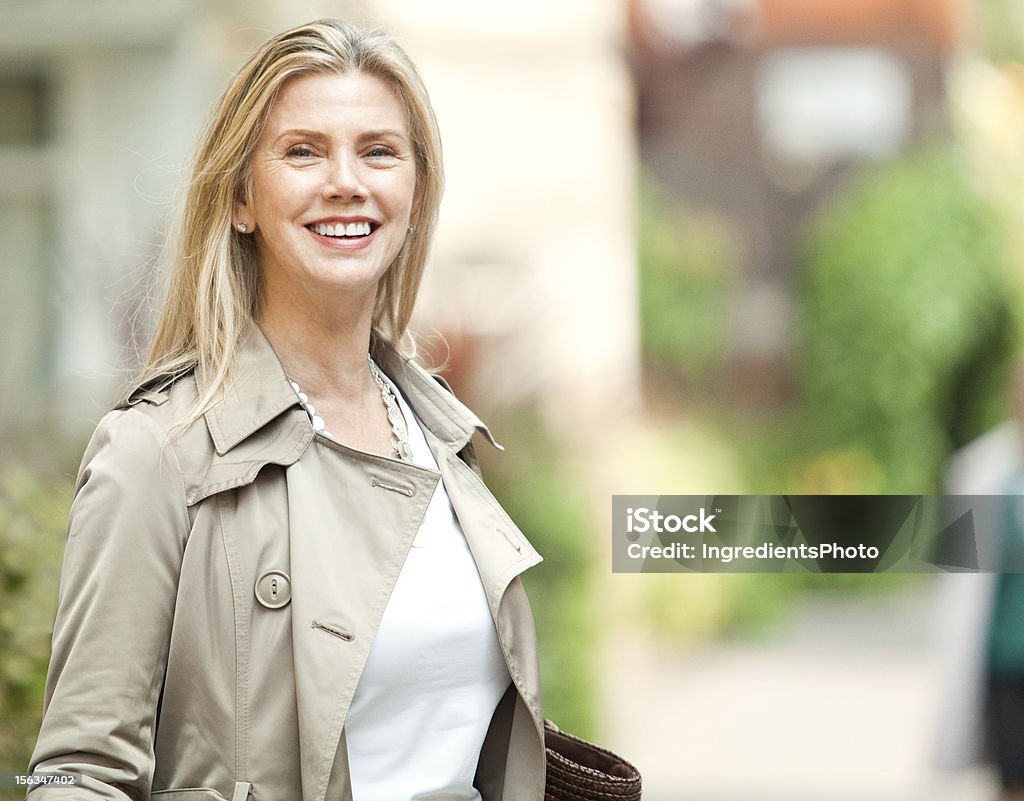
[0,0,637,434]
[630,0,965,400]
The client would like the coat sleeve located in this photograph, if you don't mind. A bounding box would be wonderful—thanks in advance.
[27,409,190,800]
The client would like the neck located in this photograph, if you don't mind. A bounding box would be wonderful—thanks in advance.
[257,296,376,402]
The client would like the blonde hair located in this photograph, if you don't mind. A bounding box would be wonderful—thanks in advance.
[137,20,443,429]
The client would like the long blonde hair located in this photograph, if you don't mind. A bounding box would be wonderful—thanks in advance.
[138,20,443,429]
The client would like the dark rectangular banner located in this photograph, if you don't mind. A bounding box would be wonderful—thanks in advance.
[611,495,1024,573]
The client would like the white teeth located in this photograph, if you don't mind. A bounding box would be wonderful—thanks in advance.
[313,221,371,237]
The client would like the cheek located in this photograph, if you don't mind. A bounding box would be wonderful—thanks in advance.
[388,175,418,217]
[252,169,315,220]
[369,165,416,210]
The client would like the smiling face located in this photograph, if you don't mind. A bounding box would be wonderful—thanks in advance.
[238,70,418,322]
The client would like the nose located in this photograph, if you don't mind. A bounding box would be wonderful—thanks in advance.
[322,153,367,202]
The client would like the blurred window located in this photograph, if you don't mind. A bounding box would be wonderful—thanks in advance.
[0,71,54,422]
[0,73,50,146]
[643,0,757,47]
[0,197,52,408]
[755,47,912,163]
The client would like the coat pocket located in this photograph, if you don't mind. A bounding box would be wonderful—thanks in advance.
[151,789,230,801]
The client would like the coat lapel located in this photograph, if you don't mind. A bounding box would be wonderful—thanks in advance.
[431,439,545,732]
[433,440,542,614]
[371,339,544,609]
[286,442,439,801]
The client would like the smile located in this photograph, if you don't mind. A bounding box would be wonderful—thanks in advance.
[305,219,382,250]
[308,221,375,238]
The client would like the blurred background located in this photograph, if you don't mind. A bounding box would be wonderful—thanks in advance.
[3,0,1024,798]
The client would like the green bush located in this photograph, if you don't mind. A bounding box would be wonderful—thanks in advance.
[480,414,596,739]
[797,143,1021,492]
[638,176,739,382]
[0,448,74,795]
[980,0,1024,63]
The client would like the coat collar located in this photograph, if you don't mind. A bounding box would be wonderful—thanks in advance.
[202,322,501,458]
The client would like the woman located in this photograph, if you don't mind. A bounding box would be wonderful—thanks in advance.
[28,20,545,801]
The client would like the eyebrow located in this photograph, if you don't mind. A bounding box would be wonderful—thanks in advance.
[358,128,410,143]
[272,127,411,145]
[272,129,327,147]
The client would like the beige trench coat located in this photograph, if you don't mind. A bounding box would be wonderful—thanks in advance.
[28,325,545,801]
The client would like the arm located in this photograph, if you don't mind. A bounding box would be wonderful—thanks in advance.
[27,409,190,800]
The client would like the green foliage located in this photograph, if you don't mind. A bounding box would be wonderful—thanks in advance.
[0,450,73,793]
[980,0,1024,63]
[638,176,739,381]
[626,145,1013,645]
[797,143,1020,492]
[480,414,596,739]
[632,552,916,646]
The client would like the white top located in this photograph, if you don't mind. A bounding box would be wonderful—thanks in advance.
[344,377,512,801]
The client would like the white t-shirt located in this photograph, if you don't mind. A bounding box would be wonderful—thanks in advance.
[344,378,512,801]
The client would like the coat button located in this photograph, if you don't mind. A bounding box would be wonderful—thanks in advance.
[255,569,291,609]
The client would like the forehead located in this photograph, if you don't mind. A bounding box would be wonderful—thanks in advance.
[263,71,410,137]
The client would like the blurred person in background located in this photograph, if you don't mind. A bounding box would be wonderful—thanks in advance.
[26,20,545,801]
[986,488,1024,801]
[938,363,1024,801]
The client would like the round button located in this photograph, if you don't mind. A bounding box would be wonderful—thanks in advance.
[255,570,291,609]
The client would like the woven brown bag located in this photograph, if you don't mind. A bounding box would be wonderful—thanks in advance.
[544,721,642,801]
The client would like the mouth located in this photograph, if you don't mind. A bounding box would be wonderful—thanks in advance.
[306,220,379,240]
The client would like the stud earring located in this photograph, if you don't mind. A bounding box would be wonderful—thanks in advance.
[407,224,417,235]
[236,222,248,233]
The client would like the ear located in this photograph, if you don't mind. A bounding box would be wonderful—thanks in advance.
[233,175,257,232]
[233,196,255,234]
[410,182,424,230]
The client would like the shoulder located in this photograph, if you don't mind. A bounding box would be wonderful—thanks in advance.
[79,376,196,485]
[102,358,315,506]
[110,371,211,456]
[70,406,192,550]
[81,370,215,500]
[117,368,200,423]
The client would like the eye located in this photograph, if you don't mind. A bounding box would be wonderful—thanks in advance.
[285,144,316,159]
[366,145,396,159]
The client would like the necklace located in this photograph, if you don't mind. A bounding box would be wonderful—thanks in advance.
[289,356,412,461]
[368,357,414,461]
[289,381,326,433]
